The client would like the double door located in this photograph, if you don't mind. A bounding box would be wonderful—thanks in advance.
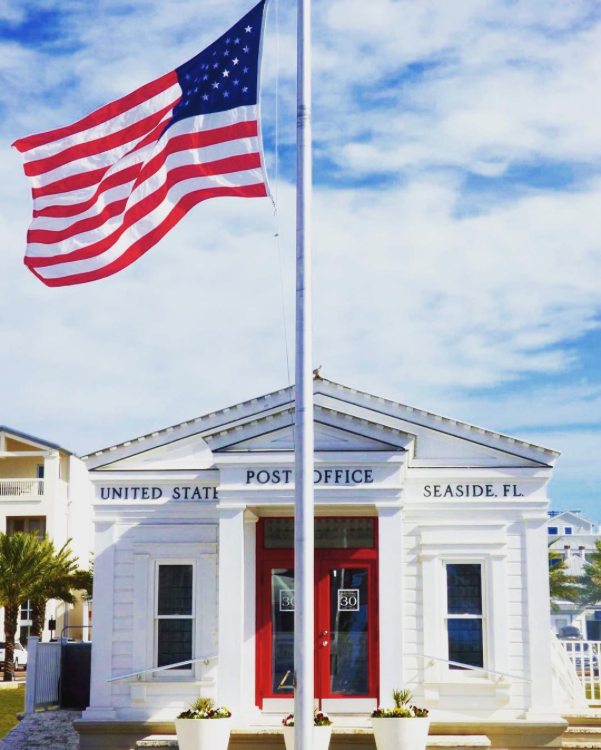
[256,550,378,708]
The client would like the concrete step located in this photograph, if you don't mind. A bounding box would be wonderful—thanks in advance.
[563,713,601,727]
[565,727,601,741]
[136,732,491,750]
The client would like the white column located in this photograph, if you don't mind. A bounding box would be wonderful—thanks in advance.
[242,512,259,717]
[524,517,555,716]
[81,521,117,721]
[378,506,404,702]
[217,507,246,721]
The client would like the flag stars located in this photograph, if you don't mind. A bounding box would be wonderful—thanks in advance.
[223,49,230,56]
[245,25,252,32]
[213,62,219,69]
[234,37,240,44]
[202,93,209,101]
[212,81,220,89]
[242,86,248,93]
[225,37,231,44]
[243,66,249,73]
[222,69,230,77]
[185,73,191,80]
[203,74,209,81]
[233,58,239,65]
[233,79,240,86]
[223,91,229,98]
[243,45,250,53]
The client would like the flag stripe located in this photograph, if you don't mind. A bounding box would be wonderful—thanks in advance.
[13,72,178,153]
[24,102,176,177]
[28,151,262,247]
[32,134,261,230]
[20,85,181,163]
[29,183,268,286]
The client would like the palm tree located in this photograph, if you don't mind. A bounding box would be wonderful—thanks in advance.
[579,540,601,606]
[549,546,581,608]
[29,543,92,640]
[0,532,55,681]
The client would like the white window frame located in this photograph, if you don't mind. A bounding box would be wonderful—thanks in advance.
[442,561,487,673]
[153,559,197,677]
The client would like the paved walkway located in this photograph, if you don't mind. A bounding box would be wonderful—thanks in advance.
[0,710,81,750]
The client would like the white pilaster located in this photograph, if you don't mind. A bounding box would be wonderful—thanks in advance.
[378,506,404,701]
[524,516,555,716]
[242,511,259,717]
[217,506,246,721]
[81,521,117,721]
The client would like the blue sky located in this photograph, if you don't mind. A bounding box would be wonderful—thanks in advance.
[1,0,600,518]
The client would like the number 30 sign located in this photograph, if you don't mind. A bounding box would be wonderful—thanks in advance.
[338,589,360,611]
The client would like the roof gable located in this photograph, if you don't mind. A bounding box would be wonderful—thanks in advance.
[83,377,559,470]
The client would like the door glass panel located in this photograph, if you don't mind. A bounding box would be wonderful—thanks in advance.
[329,568,369,695]
[272,569,295,693]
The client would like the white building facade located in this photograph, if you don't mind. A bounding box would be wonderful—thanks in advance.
[548,510,601,639]
[0,426,93,643]
[79,379,567,745]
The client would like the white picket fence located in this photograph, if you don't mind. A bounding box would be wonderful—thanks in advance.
[25,636,61,713]
[560,639,601,704]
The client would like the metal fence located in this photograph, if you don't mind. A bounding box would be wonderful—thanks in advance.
[560,639,601,704]
[25,637,61,712]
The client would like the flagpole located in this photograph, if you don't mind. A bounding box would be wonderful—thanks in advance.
[294,0,314,746]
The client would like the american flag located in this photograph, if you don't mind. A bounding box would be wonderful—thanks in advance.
[13,0,269,287]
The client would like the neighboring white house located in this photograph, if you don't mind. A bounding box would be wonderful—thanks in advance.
[548,509,601,639]
[76,377,570,750]
[0,426,94,643]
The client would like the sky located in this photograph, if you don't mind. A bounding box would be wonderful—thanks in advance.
[1,0,600,518]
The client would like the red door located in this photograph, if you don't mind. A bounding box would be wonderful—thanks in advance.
[255,518,379,707]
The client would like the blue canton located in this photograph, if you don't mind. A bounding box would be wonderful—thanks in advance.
[169,0,265,129]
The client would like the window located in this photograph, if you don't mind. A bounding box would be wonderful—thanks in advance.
[445,563,484,670]
[564,527,573,535]
[6,517,46,539]
[155,564,194,671]
[548,526,559,535]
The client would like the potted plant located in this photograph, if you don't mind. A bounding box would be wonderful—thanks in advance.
[282,709,333,750]
[175,697,232,750]
[371,689,430,750]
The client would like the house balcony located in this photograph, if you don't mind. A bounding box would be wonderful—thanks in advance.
[0,478,45,500]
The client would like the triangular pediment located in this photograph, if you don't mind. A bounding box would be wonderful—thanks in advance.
[217,421,403,452]
[83,377,559,470]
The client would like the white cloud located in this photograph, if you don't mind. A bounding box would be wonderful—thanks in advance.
[0,0,600,513]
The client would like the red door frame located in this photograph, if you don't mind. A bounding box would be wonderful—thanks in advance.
[255,517,379,707]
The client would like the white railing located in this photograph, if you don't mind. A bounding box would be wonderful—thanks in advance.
[25,637,61,713]
[560,639,601,705]
[108,654,218,682]
[551,632,588,709]
[411,652,532,683]
[0,478,44,499]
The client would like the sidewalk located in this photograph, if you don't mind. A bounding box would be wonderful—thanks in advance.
[0,710,81,750]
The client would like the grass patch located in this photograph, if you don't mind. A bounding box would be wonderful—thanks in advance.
[0,685,25,739]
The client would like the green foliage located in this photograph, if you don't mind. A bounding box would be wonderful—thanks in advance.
[548,546,581,609]
[579,540,601,606]
[0,532,89,680]
[392,688,413,708]
[0,685,25,739]
[191,697,215,714]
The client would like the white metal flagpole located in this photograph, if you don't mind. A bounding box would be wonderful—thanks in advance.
[294,0,314,746]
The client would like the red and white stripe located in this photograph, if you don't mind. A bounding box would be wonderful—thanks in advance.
[13,71,268,286]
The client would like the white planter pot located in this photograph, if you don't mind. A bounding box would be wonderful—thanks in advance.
[282,725,333,750]
[175,718,232,750]
[371,717,430,750]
